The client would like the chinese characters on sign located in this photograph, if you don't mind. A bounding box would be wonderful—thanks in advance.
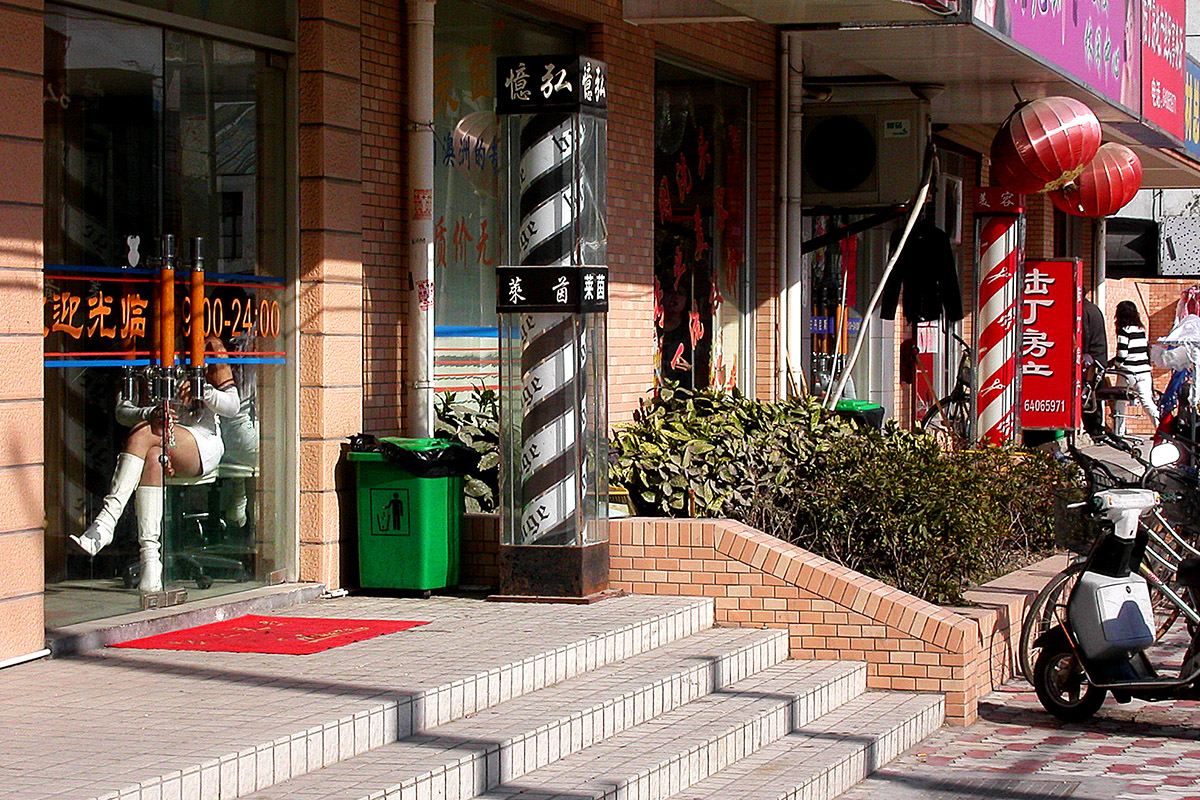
[974,187,1026,214]
[43,269,284,363]
[1020,259,1082,430]
[1142,0,1187,141]
[496,56,608,115]
[496,266,608,313]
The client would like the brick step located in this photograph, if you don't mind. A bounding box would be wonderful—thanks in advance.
[469,660,871,800]
[87,597,715,800]
[670,691,945,800]
[236,627,805,800]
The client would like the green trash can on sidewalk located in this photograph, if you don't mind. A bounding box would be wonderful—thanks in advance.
[347,437,465,591]
[834,399,885,431]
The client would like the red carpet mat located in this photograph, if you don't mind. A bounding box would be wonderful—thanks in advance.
[111,614,430,654]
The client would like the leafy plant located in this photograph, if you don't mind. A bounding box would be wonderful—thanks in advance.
[610,386,1078,605]
[435,386,501,513]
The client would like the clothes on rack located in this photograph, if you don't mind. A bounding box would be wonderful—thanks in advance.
[879,219,964,323]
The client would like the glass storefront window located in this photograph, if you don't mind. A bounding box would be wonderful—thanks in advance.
[653,62,750,391]
[432,0,577,395]
[43,4,291,625]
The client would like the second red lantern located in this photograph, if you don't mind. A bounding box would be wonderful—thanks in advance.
[1047,143,1143,218]
[990,97,1102,194]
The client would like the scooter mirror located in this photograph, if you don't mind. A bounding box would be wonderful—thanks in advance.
[1149,441,1182,468]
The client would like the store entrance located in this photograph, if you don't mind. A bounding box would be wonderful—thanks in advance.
[42,5,290,626]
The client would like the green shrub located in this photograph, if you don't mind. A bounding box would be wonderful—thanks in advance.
[609,384,857,517]
[611,386,1078,605]
[434,386,501,513]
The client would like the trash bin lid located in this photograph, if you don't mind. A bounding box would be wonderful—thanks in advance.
[381,437,456,451]
[346,436,462,462]
[834,399,883,411]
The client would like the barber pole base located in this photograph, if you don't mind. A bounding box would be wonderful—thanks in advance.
[491,542,614,603]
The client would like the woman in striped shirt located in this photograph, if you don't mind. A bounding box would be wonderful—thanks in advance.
[1111,300,1159,437]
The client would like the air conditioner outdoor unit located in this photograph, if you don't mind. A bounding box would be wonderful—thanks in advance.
[801,99,930,209]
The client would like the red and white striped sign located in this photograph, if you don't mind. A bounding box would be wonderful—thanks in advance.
[975,209,1023,444]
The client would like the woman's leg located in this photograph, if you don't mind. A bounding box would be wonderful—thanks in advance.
[134,428,203,591]
[1135,373,1161,427]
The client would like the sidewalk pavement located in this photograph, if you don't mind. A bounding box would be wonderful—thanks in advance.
[0,592,707,800]
[836,675,1200,800]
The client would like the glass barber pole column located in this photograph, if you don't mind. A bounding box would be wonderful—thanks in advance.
[494,55,610,600]
[973,188,1025,445]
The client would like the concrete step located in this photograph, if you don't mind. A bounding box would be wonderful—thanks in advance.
[79,596,715,800]
[671,691,945,800]
[236,626,805,800]
[470,660,871,800]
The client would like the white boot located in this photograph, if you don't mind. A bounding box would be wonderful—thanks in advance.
[221,477,248,529]
[70,453,146,556]
[135,486,164,593]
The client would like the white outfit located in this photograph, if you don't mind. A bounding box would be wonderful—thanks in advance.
[115,382,241,473]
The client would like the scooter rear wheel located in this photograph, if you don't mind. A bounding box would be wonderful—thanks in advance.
[1034,630,1106,722]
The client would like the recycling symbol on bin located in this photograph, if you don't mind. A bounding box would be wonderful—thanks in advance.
[371,488,411,536]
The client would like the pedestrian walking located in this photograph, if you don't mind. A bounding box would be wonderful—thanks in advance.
[1110,300,1159,437]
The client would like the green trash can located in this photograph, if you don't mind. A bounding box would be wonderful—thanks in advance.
[834,399,885,431]
[347,437,464,591]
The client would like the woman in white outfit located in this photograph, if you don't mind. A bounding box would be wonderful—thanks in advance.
[70,336,241,592]
[1111,300,1160,437]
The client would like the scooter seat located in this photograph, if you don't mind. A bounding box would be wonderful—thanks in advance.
[1178,558,1200,590]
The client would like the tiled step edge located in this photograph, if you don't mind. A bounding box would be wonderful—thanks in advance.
[672,692,946,800]
[232,627,802,800]
[469,660,870,800]
[96,597,715,800]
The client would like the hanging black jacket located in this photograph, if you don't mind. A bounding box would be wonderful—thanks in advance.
[879,220,964,323]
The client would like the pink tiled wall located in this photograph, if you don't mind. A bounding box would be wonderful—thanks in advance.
[298,0,365,590]
[0,0,45,659]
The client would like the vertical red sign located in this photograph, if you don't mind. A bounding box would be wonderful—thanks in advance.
[1143,0,1187,141]
[1020,259,1082,430]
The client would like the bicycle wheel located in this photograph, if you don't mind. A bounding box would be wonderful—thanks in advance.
[921,393,970,446]
[1019,562,1084,685]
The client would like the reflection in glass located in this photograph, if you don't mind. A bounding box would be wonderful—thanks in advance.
[42,4,288,626]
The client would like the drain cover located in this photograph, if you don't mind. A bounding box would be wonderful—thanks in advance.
[852,770,1123,800]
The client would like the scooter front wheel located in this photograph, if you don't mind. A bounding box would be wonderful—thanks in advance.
[1033,630,1106,722]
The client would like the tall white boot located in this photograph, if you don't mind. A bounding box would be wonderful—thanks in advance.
[135,486,164,592]
[70,453,146,556]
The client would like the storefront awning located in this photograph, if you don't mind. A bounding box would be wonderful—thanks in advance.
[797,22,1200,189]
[624,0,959,25]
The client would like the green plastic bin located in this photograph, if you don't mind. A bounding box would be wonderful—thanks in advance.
[834,399,885,431]
[347,437,463,591]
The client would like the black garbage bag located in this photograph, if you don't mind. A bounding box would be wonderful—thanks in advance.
[349,433,475,478]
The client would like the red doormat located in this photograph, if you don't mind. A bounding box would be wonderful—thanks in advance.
[111,615,430,655]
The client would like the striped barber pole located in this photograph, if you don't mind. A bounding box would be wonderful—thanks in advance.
[517,112,583,544]
[975,214,1022,444]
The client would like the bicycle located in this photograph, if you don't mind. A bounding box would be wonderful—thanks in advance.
[920,332,972,444]
[1018,438,1200,684]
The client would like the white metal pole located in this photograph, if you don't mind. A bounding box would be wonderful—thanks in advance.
[407,0,436,437]
[782,31,806,397]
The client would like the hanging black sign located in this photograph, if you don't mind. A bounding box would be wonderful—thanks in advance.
[496,265,609,313]
[495,56,608,116]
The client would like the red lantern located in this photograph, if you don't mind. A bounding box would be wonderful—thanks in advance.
[1047,143,1142,218]
[990,97,1102,194]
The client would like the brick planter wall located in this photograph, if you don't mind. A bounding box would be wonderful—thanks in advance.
[460,513,1061,724]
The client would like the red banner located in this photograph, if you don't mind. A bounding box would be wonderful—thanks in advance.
[1143,0,1187,141]
[1020,259,1082,431]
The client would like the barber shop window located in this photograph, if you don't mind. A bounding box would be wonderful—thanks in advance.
[653,61,751,391]
[431,0,578,394]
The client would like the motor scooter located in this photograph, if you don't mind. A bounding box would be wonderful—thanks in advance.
[1033,439,1200,721]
